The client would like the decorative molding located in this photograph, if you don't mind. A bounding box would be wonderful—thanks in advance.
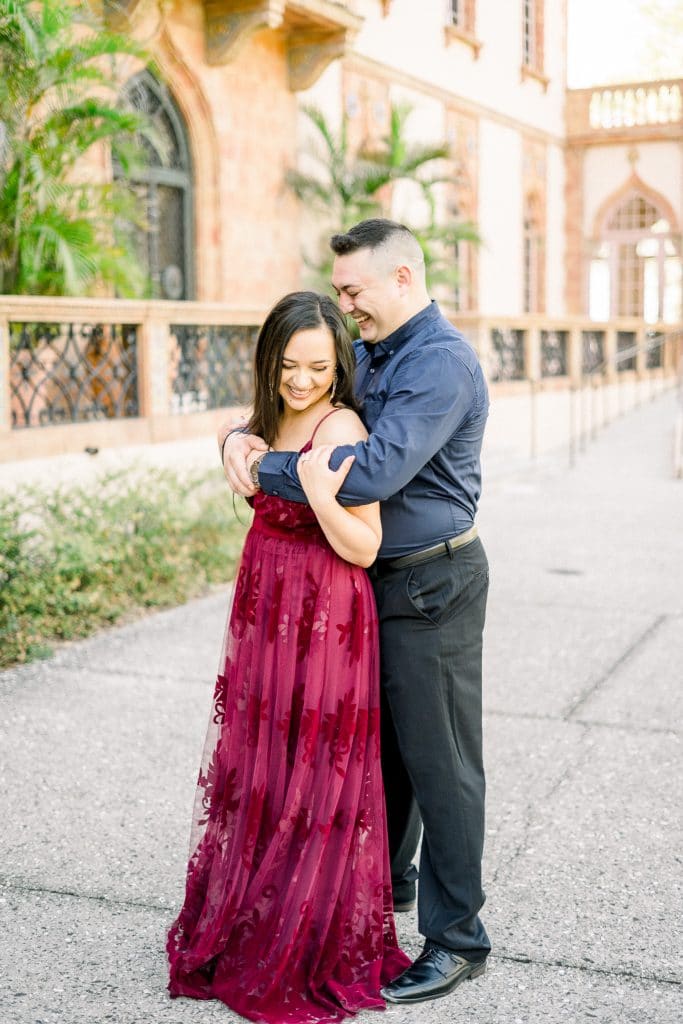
[344,53,565,146]
[521,64,550,92]
[287,27,351,91]
[154,25,225,299]
[202,1,361,88]
[444,25,482,58]
[592,172,680,239]
[203,1,286,65]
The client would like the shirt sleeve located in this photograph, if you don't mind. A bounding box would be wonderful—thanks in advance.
[258,346,476,505]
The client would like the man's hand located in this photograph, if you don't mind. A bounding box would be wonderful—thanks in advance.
[298,444,355,512]
[221,430,269,496]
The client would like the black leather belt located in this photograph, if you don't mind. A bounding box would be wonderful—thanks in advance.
[377,525,478,571]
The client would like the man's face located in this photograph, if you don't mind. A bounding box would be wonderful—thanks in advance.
[331,248,402,344]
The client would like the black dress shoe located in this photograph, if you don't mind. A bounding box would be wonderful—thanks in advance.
[381,945,487,1004]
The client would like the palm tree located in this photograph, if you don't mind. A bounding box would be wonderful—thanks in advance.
[286,105,385,286]
[287,103,480,293]
[0,0,150,296]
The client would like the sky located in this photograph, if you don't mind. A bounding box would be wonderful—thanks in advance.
[567,0,683,87]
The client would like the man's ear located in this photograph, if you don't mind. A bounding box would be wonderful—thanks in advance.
[396,263,412,292]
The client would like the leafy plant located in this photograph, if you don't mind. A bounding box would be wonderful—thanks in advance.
[0,467,250,669]
[287,103,480,292]
[0,0,151,296]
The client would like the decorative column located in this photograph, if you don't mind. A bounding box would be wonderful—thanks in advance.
[137,314,172,419]
[525,324,542,382]
[0,313,11,438]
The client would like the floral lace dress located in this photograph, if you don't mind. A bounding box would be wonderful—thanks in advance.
[167,433,409,1023]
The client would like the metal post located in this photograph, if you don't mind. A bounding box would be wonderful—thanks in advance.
[579,375,587,452]
[529,378,538,459]
[569,382,578,468]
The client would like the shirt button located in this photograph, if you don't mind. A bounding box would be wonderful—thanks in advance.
[370,368,375,373]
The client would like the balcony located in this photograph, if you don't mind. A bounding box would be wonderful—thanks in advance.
[566,78,682,144]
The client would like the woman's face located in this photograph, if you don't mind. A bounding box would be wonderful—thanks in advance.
[278,325,336,414]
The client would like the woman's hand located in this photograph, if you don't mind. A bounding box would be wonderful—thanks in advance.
[220,431,269,496]
[298,445,355,512]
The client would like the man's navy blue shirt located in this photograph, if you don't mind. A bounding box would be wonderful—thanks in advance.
[259,301,489,558]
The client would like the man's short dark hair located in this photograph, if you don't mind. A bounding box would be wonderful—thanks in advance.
[330,219,415,256]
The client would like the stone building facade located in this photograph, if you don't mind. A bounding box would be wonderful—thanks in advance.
[101,0,680,323]
[1,1,680,460]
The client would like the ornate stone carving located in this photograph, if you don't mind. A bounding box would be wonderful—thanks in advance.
[202,1,362,89]
[204,1,286,65]
[287,28,349,92]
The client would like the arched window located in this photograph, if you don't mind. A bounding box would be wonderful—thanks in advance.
[116,70,194,300]
[591,191,681,323]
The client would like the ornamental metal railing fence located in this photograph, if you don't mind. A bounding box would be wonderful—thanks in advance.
[0,297,680,463]
[456,314,682,474]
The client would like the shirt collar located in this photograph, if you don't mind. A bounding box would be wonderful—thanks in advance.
[361,300,440,359]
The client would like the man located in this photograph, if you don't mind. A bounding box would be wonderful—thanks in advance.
[221,219,490,1004]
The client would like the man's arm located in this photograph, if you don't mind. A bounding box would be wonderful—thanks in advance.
[259,347,476,505]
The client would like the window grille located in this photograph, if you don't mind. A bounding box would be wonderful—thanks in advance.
[447,0,475,32]
[523,0,535,66]
[117,70,194,300]
[522,0,544,71]
[607,197,659,232]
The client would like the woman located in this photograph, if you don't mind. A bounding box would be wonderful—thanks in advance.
[167,292,410,1023]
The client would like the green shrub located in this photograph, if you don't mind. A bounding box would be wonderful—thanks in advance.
[0,467,250,669]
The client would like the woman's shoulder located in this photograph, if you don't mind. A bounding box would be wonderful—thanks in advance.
[312,405,367,446]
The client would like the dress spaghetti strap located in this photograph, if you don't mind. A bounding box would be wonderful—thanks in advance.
[308,407,343,446]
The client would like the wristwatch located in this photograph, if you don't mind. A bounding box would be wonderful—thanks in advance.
[249,452,266,487]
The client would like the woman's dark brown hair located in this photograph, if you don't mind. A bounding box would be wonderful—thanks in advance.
[247,291,359,446]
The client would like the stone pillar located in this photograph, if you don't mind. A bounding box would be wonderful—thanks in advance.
[568,326,582,385]
[137,315,171,419]
[525,324,542,382]
[635,323,648,378]
[604,326,617,382]
[0,314,11,438]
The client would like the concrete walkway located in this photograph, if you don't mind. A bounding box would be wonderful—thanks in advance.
[0,390,681,1024]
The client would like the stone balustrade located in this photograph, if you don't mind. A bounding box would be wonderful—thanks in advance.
[0,295,680,461]
[566,78,682,141]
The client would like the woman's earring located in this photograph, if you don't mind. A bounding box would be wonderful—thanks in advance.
[330,370,338,402]
[268,383,274,400]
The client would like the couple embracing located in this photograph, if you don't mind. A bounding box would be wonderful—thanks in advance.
[167,218,491,1023]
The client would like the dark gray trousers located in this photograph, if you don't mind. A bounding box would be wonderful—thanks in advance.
[370,536,490,957]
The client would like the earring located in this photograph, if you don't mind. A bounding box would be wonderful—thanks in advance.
[330,369,338,402]
[268,383,274,400]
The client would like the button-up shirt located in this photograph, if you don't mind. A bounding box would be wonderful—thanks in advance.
[259,301,489,558]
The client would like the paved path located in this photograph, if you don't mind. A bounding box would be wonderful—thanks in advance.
[1,390,681,1024]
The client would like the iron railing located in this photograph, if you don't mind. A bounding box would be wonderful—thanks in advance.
[0,298,680,464]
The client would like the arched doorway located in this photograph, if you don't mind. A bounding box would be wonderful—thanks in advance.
[590,189,681,323]
[116,70,194,300]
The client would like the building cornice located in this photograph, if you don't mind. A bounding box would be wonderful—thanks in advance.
[343,53,566,147]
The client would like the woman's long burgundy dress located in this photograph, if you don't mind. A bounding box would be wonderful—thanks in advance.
[167,433,409,1023]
